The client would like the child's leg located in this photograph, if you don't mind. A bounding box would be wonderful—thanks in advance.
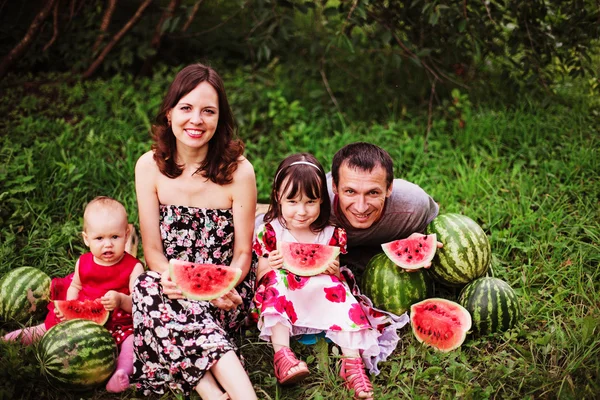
[105,335,134,393]
[210,350,257,400]
[271,323,309,384]
[340,347,373,400]
[2,323,46,345]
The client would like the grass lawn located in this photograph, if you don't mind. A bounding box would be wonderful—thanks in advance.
[0,67,598,399]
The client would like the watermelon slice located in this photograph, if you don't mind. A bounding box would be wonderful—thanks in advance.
[381,232,437,270]
[53,299,110,325]
[410,298,472,352]
[279,242,340,276]
[169,259,242,301]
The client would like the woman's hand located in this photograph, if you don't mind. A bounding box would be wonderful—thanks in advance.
[100,290,122,311]
[268,250,284,270]
[211,289,242,311]
[160,268,184,299]
[325,259,340,277]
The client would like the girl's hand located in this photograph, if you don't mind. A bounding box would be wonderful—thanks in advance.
[100,290,121,311]
[160,268,184,299]
[211,289,242,311]
[268,250,284,270]
[325,259,340,277]
[404,241,443,272]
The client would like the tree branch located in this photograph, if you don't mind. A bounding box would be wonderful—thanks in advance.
[92,0,118,55]
[140,0,180,76]
[82,0,153,79]
[0,0,57,79]
[174,0,251,38]
[182,0,203,32]
[320,57,343,118]
[43,0,61,52]
[424,79,437,152]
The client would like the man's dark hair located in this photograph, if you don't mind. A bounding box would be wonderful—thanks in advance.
[331,142,394,188]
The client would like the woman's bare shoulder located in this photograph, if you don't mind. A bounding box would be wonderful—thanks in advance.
[234,156,255,177]
[136,150,158,170]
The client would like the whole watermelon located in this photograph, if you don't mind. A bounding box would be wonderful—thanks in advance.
[362,253,432,315]
[0,267,51,323]
[36,319,117,389]
[427,213,491,287]
[458,277,521,335]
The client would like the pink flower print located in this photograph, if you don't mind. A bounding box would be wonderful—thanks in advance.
[329,324,342,331]
[259,270,277,287]
[324,285,346,303]
[287,273,309,290]
[263,225,277,251]
[274,296,287,314]
[257,287,280,308]
[285,300,298,324]
[166,247,175,256]
[348,303,369,327]
[217,229,225,237]
[213,249,222,259]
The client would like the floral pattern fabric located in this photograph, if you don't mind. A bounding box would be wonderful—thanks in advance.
[132,205,256,396]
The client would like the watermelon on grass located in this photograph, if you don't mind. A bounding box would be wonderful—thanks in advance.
[410,298,472,352]
[381,233,437,270]
[37,319,117,389]
[362,253,432,315]
[54,299,110,325]
[458,277,521,335]
[279,242,340,276]
[169,259,242,301]
[0,267,51,323]
[427,213,491,287]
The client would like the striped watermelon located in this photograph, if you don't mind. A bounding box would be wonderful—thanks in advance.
[458,277,521,335]
[427,214,491,287]
[0,267,51,323]
[36,319,117,389]
[362,253,432,315]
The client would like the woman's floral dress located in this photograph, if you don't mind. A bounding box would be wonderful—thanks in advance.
[131,205,256,396]
[253,219,405,372]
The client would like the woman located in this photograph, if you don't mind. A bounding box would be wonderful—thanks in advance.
[132,63,257,400]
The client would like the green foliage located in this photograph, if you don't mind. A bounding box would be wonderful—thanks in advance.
[0,63,599,399]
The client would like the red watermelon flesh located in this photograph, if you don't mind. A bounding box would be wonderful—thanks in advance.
[53,299,110,325]
[279,242,340,276]
[169,260,242,301]
[410,298,472,352]
[381,233,437,270]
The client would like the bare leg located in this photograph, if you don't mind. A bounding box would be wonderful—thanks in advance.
[2,323,46,345]
[196,370,229,400]
[106,335,134,392]
[340,347,373,400]
[210,351,257,400]
[271,323,308,378]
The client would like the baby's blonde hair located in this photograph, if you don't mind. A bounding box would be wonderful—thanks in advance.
[83,196,128,231]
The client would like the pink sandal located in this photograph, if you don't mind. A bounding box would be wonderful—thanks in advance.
[273,347,310,385]
[339,357,373,399]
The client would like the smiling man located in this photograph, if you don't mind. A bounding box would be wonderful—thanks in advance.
[327,142,439,272]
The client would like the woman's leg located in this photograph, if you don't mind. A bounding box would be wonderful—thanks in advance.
[196,370,229,400]
[2,323,46,345]
[210,350,257,400]
[106,335,134,392]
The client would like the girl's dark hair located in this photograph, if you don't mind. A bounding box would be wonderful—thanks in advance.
[264,153,330,233]
[151,63,244,184]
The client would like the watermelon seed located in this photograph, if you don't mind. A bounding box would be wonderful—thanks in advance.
[408,256,412,259]
[415,249,419,253]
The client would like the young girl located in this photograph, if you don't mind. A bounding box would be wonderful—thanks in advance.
[133,63,257,400]
[253,153,380,400]
[3,196,145,393]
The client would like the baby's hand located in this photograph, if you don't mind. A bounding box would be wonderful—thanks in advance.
[211,289,242,311]
[268,250,284,270]
[54,306,65,322]
[325,259,340,277]
[160,268,183,299]
[101,290,121,311]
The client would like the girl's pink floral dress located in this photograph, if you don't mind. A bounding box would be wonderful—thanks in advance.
[253,219,382,362]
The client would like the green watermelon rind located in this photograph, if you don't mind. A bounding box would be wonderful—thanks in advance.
[0,267,51,323]
[37,319,117,389]
[458,277,521,335]
[427,213,491,287]
[381,233,437,270]
[54,299,110,326]
[169,260,242,301]
[410,298,472,352]
[363,253,432,315]
[279,242,340,277]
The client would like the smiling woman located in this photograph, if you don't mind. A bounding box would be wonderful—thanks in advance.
[132,63,258,400]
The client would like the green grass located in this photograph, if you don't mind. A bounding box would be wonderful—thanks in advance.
[0,66,599,399]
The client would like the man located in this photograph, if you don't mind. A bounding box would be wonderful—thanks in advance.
[327,142,439,272]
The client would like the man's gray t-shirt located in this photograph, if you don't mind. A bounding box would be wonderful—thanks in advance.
[326,173,439,272]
